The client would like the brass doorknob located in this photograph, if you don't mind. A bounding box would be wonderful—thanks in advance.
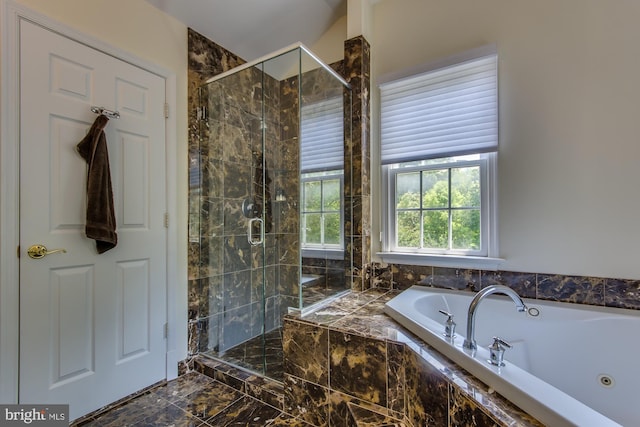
[27,244,67,259]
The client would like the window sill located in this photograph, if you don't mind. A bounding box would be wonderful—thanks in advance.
[302,248,345,260]
[377,252,504,271]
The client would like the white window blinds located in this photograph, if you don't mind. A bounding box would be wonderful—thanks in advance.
[300,96,344,173]
[380,53,498,165]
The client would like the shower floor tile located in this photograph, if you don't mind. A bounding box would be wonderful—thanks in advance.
[208,327,284,381]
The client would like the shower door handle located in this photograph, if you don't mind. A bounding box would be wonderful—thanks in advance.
[248,218,264,246]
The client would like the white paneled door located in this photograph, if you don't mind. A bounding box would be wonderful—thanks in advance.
[19,20,167,421]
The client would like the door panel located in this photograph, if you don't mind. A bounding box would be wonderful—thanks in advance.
[19,20,167,421]
[120,132,149,228]
[50,265,95,385]
[116,259,151,361]
[50,116,90,229]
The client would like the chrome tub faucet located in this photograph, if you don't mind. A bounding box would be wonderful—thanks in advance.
[462,285,527,351]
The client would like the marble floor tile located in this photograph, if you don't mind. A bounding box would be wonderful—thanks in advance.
[204,395,281,426]
[154,371,218,403]
[78,392,171,426]
[135,405,204,427]
[73,372,289,427]
[266,413,314,426]
[173,381,244,419]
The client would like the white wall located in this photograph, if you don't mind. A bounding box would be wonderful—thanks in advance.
[372,0,640,280]
[310,14,347,65]
[5,0,189,366]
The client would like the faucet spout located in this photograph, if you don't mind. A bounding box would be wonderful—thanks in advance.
[462,285,527,351]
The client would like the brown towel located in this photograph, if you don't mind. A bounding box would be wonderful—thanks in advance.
[77,115,117,253]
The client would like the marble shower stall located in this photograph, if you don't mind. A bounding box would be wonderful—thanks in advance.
[188,31,354,380]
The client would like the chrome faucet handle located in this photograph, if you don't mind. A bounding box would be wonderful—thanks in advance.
[438,310,456,338]
[488,336,511,367]
[492,336,511,348]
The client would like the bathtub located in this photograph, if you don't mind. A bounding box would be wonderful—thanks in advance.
[384,286,640,427]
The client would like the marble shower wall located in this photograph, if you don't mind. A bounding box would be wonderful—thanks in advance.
[188,29,246,354]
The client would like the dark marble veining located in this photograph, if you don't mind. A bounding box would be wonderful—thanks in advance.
[207,327,284,381]
[284,375,330,426]
[449,385,499,427]
[283,320,329,386]
[343,36,371,293]
[346,404,406,427]
[302,257,349,307]
[537,273,605,305]
[206,395,281,426]
[385,341,405,418]
[404,345,448,426]
[605,278,640,309]
[376,262,640,313]
[328,331,387,406]
[481,270,537,299]
[282,289,545,427]
[73,372,263,427]
[328,392,406,427]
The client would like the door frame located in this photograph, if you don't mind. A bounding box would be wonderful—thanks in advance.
[0,0,182,403]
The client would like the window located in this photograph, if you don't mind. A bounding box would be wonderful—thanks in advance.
[300,97,344,252]
[380,47,498,260]
[301,171,343,249]
[388,154,491,256]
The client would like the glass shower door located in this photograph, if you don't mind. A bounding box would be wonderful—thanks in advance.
[197,63,271,376]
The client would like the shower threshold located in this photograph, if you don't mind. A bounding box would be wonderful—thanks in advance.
[200,327,284,382]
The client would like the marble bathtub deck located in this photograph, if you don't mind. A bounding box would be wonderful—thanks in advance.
[284,288,543,427]
[73,372,299,427]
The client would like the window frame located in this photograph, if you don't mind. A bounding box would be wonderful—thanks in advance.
[384,154,495,256]
[380,153,500,268]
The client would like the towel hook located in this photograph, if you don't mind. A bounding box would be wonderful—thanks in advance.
[91,106,120,119]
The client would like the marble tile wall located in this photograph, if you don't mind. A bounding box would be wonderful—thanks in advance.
[282,290,544,427]
[301,256,348,304]
[188,29,247,354]
[343,36,372,293]
[372,262,640,311]
[187,29,369,356]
